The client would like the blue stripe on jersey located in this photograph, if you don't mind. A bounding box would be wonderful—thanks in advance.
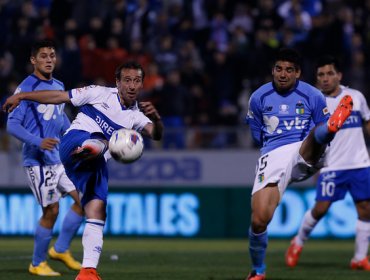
[30,104,44,138]
[32,80,42,91]
[80,105,124,139]
[341,111,363,129]
[53,79,64,88]
[30,74,55,89]
[38,166,44,206]
[260,89,275,104]
[295,88,310,104]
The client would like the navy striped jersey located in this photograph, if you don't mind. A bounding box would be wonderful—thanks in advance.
[321,86,370,171]
[66,85,151,139]
[7,74,69,166]
[247,80,330,155]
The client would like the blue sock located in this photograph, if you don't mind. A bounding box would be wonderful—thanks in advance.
[249,228,267,274]
[54,208,83,253]
[314,124,335,144]
[33,224,53,266]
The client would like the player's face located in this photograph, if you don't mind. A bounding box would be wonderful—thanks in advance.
[31,47,56,80]
[116,68,143,107]
[272,61,301,92]
[316,64,342,96]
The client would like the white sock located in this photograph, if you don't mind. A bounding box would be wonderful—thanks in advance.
[82,219,105,268]
[296,210,318,246]
[353,220,370,261]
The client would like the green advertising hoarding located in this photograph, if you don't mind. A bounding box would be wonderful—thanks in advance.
[0,187,356,238]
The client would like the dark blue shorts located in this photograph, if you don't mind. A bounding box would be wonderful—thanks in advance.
[316,167,370,202]
[59,129,108,206]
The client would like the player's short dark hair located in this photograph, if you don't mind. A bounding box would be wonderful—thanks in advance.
[31,40,57,57]
[115,61,145,81]
[273,48,302,71]
[315,55,342,72]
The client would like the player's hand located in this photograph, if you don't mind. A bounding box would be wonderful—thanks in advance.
[139,101,161,122]
[2,94,22,113]
[40,138,59,151]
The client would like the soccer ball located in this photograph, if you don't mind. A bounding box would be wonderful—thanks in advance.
[109,128,144,164]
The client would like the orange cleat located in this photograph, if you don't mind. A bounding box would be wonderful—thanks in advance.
[285,237,303,267]
[72,139,108,161]
[350,256,370,271]
[327,95,353,133]
[246,270,266,280]
[75,268,102,280]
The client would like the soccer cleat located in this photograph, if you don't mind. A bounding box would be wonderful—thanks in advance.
[285,237,303,267]
[350,256,370,271]
[246,270,266,280]
[75,268,102,280]
[48,246,82,270]
[327,95,353,133]
[71,139,108,161]
[29,261,61,276]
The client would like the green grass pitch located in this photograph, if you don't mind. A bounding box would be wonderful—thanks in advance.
[0,238,369,280]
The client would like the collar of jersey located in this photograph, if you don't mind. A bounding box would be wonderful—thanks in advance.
[116,93,138,110]
[272,80,299,96]
[31,74,54,84]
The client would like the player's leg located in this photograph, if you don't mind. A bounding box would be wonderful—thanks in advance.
[49,167,84,270]
[348,168,370,270]
[247,185,280,280]
[299,95,353,165]
[351,200,370,270]
[247,144,299,279]
[24,165,61,276]
[285,200,331,267]
[72,132,108,161]
[76,197,106,280]
[60,130,106,279]
[287,169,350,267]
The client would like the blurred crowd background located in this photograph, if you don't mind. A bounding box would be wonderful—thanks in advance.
[0,0,369,151]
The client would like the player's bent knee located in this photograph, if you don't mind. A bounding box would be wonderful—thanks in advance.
[251,215,270,233]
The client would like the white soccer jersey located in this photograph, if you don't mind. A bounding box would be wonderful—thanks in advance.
[321,86,370,172]
[66,85,151,139]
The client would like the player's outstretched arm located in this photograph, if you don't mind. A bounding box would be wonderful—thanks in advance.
[140,101,163,141]
[2,90,70,113]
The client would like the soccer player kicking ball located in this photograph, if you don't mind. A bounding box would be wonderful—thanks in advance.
[3,61,163,280]
[6,40,83,276]
[245,48,353,280]
[286,55,370,271]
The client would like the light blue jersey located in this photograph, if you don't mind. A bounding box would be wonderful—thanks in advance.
[7,74,69,166]
[247,80,330,155]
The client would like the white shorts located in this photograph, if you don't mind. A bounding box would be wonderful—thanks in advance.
[24,164,76,207]
[252,141,323,200]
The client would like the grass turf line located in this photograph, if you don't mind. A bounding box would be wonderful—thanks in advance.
[0,238,368,280]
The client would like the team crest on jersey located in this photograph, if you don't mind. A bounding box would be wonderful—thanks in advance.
[323,107,329,115]
[279,104,289,114]
[258,173,264,183]
[295,101,304,114]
